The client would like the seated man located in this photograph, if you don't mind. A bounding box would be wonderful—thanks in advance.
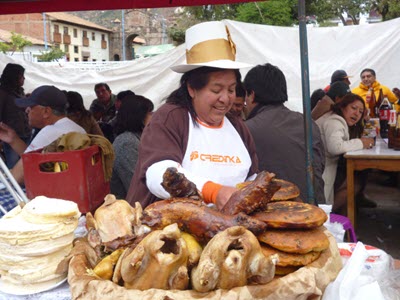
[89,83,117,122]
[0,85,85,184]
[352,68,400,112]
[323,69,352,92]
[229,82,247,120]
[245,63,326,204]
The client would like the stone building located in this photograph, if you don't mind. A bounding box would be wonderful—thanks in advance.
[0,12,112,61]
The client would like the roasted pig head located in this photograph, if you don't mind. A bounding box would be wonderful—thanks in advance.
[114,223,190,290]
[191,226,278,292]
[86,194,149,252]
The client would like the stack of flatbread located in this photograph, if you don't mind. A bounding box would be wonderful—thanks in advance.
[0,196,80,294]
[244,179,330,275]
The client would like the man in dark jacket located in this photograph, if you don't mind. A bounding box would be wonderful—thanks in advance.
[244,63,326,204]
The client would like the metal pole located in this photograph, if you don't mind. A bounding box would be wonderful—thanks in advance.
[298,0,316,205]
[122,9,126,60]
[42,13,48,50]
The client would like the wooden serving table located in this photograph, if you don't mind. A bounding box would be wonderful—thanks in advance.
[344,138,400,228]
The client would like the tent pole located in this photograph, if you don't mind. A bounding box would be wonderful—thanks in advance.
[298,0,316,205]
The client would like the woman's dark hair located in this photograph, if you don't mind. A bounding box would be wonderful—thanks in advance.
[66,91,91,117]
[0,63,25,92]
[310,88,325,111]
[114,95,154,136]
[244,63,287,105]
[332,93,365,138]
[360,68,376,77]
[117,90,135,101]
[236,82,246,98]
[166,67,241,125]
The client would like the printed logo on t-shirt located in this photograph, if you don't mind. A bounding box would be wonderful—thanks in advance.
[189,151,242,164]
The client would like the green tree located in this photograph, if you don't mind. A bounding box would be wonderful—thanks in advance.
[0,32,32,54]
[0,42,11,53]
[183,4,241,21]
[369,0,400,21]
[236,0,297,26]
[37,48,65,62]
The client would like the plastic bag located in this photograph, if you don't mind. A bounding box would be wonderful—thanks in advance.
[320,204,345,243]
[323,242,387,300]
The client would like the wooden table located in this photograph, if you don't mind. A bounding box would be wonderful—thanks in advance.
[345,138,400,228]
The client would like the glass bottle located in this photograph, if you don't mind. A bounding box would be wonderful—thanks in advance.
[368,88,377,118]
[379,97,391,139]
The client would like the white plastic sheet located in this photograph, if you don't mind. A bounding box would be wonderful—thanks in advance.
[1,18,400,113]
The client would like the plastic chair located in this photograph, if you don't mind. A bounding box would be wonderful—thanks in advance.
[330,213,358,242]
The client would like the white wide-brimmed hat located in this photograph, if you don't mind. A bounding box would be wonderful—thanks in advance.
[170,21,252,73]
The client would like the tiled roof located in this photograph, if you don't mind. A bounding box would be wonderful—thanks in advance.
[46,12,112,32]
[0,28,46,45]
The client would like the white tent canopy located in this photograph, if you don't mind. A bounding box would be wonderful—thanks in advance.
[1,18,399,112]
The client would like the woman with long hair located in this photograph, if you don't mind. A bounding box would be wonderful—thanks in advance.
[316,93,374,214]
[110,95,154,199]
[0,63,31,168]
[66,91,103,136]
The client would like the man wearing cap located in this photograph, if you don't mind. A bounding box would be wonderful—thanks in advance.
[312,81,351,120]
[0,85,85,184]
[323,70,351,92]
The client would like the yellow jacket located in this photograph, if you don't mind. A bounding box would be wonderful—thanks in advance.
[352,81,399,112]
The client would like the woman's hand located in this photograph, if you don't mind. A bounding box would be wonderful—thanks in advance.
[0,122,17,144]
[215,186,238,210]
[361,137,375,149]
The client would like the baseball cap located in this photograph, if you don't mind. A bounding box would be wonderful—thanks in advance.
[330,70,351,84]
[326,81,351,99]
[15,85,67,111]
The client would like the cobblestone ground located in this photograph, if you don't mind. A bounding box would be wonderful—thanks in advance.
[356,170,400,259]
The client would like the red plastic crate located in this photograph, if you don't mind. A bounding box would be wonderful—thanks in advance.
[22,145,109,213]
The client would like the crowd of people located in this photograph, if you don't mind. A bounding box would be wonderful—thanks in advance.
[1,20,399,217]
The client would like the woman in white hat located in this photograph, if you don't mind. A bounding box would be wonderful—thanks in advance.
[126,21,256,209]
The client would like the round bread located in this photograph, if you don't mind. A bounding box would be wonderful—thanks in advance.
[257,227,330,254]
[251,201,327,229]
[21,196,80,224]
[270,179,300,201]
[260,243,321,267]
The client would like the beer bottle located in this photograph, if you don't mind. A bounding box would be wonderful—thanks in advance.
[369,88,377,118]
[379,97,391,139]
[376,88,384,115]
[388,110,396,148]
[394,115,400,150]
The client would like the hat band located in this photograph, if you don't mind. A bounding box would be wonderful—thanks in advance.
[186,26,237,64]
[186,38,236,64]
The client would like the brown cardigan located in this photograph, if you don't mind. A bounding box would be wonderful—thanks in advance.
[126,103,258,208]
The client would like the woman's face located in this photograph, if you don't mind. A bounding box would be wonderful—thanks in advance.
[188,70,237,127]
[144,111,153,126]
[341,100,364,126]
[18,73,25,87]
[361,71,375,87]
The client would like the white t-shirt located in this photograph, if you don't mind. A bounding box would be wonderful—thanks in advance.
[25,117,86,153]
[146,115,252,199]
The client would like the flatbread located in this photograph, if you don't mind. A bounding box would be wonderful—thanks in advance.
[257,227,330,254]
[270,179,300,201]
[260,243,321,267]
[251,201,327,229]
[236,179,300,201]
